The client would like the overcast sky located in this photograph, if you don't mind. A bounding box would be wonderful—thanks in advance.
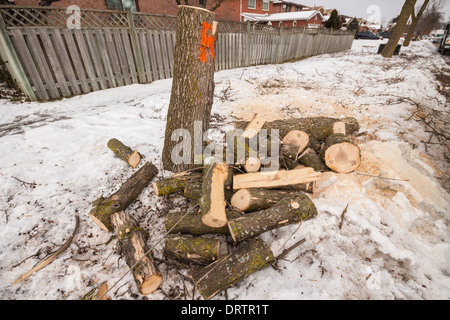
[297,0,450,26]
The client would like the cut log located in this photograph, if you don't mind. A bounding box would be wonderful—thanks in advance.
[82,282,110,300]
[228,194,317,243]
[164,235,220,265]
[231,188,296,213]
[226,130,260,173]
[89,162,158,232]
[153,172,201,196]
[200,163,230,228]
[111,210,162,295]
[333,121,346,134]
[193,238,275,300]
[241,113,266,139]
[232,167,321,190]
[235,117,359,142]
[324,133,361,173]
[165,208,242,236]
[107,138,141,169]
[298,148,329,172]
[282,130,309,154]
[162,6,218,172]
[183,179,203,201]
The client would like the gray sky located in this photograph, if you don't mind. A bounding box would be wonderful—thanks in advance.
[297,0,450,27]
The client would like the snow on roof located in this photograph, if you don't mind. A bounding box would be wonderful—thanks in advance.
[243,10,323,22]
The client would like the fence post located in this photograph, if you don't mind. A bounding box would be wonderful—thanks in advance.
[275,24,283,63]
[127,10,146,84]
[0,14,36,101]
[245,20,251,67]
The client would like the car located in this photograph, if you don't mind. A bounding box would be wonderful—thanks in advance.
[379,31,391,39]
[438,23,450,55]
[433,33,443,43]
[355,31,381,40]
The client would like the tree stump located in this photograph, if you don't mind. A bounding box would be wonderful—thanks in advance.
[111,211,162,295]
[162,5,218,172]
[89,162,158,232]
[193,238,275,300]
[228,194,317,243]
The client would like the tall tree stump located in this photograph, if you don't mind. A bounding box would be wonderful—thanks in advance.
[162,5,218,172]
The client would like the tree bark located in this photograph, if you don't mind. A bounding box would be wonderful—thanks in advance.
[153,171,202,196]
[403,0,429,47]
[323,133,361,173]
[381,0,417,57]
[184,179,203,200]
[235,117,359,142]
[164,235,220,265]
[162,5,218,172]
[111,210,163,295]
[231,188,296,213]
[107,138,141,168]
[298,148,329,172]
[193,238,275,300]
[227,194,317,243]
[89,162,158,232]
[165,208,242,236]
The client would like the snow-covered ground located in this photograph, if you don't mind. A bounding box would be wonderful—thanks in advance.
[0,39,449,300]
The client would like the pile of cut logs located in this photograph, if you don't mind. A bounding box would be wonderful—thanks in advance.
[87,115,360,300]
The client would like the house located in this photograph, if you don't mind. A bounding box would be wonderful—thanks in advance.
[272,0,307,13]
[243,10,323,27]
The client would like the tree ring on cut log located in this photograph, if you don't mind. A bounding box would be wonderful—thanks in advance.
[244,157,261,173]
[231,189,252,211]
[325,142,360,173]
[140,274,163,295]
[282,130,309,156]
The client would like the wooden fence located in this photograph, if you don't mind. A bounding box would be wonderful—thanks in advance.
[0,6,354,101]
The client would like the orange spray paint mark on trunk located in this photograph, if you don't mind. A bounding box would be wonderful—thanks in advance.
[200,21,216,63]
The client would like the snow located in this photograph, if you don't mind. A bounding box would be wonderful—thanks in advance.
[0,39,449,300]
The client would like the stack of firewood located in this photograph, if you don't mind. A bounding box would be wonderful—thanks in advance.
[87,115,361,300]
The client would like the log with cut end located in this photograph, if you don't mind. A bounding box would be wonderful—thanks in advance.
[282,130,309,155]
[232,167,321,190]
[165,208,242,236]
[200,163,231,228]
[81,282,110,300]
[107,138,141,168]
[193,238,275,300]
[231,188,295,213]
[228,194,317,243]
[298,148,329,172]
[153,172,202,196]
[111,211,162,295]
[184,179,203,201]
[164,235,220,265]
[324,133,361,173]
[241,113,266,139]
[226,130,260,173]
[235,117,359,141]
[89,162,158,232]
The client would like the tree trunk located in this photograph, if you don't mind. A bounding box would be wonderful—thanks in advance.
[107,138,141,168]
[231,188,296,213]
[111,210,163,295]
[165,208,242,236]
[162,5,218,172]
[164,235,220,265]
[235,117,359,142]
[89,162,158,232]
[193,238,275,300]
[323,133,361,173]
[200,163,231,227]
[381,0,417,57]
[227,194,317,243]
[232,167,321,190]
[403,0,429,47]
[298,148,329,172]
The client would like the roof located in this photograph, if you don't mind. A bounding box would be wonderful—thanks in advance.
[243,10,324,22]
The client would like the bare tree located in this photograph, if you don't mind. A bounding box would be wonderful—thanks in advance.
[414,0,446,38]
[381,0,417,58]
[175,0,226,12]
[403,0,430,46]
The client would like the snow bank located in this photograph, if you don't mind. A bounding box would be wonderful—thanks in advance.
[0,40,448,300]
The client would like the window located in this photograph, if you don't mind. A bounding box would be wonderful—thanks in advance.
[248,0,256,9]
[105,0,138,11]
[293,21,297,27]
[284,4,292,12]
[262,0,269,11]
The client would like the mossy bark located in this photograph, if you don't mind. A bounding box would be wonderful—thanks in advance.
[153,172,202,196]
[193,238,275,300]
[162,6,218,172]
[298,148,329,172]
[107,138,141,168]
[228,194,317,243]
[235,117,359,142]
[231,188,296,213]
[183,179,203,200]
[111,210,162,295]
[164,235,220,265]
[89,162,158,232]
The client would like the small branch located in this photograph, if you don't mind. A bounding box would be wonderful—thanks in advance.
[338,204,349,230]
[11,176,38,188]
[354,171,409,182]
